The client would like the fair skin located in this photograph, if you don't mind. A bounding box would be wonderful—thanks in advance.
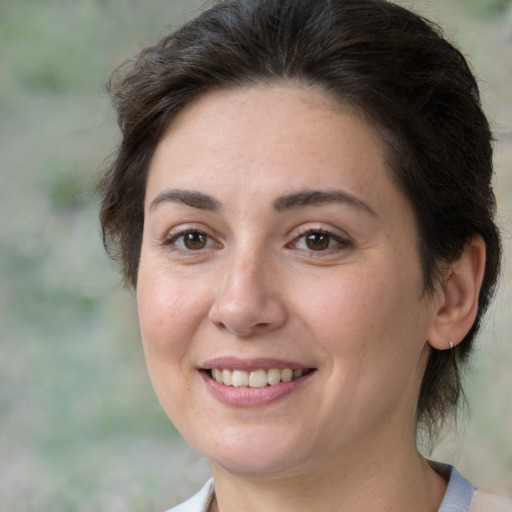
[137,84,485,512]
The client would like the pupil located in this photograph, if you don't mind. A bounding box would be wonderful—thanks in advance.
[306,233,329,250]
[185,232,206,250]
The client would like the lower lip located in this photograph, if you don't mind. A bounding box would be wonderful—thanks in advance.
[201,371,314,407]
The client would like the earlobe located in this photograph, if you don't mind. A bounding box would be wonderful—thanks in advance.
[428,236,486,350]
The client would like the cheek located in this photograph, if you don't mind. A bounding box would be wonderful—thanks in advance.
[136,263,209,361]
[136,265,209,422]
[303,263,429,429]
[300,257,427,366]
[298,266,392,335]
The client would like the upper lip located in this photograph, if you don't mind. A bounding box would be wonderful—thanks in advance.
[201,357,314,371]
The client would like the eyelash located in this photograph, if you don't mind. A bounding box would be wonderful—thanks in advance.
[162,226,349,255]
[288,228,350,254]
[162,228,219,252]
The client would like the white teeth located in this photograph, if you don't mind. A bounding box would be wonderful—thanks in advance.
[281,368,293,382]
[232,370,249,387]
[249,369,268,388]
[210,368,307,387]
[222,369,233,386]
[267,368,281,386]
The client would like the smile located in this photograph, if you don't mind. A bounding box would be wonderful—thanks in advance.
[208,368,311,387]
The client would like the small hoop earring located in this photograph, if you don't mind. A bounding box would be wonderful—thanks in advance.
[449,341,454,350]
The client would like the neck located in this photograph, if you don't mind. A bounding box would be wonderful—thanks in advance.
[209,438,447,512]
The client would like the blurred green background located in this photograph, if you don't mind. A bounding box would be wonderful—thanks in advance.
[0,0,511,510]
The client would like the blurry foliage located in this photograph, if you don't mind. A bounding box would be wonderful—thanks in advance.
[1,0,208,510]
[471,0,511,15]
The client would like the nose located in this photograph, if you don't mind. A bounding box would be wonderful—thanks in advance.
[208,251,287,337]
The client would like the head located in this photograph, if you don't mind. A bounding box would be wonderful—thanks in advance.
[100,0,501,440]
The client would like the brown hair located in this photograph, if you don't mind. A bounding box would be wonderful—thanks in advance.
[99,0,501,436]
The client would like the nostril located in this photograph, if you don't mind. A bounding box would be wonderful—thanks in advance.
[207,278,288,336]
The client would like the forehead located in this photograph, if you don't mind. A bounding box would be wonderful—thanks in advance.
[146,84,393,203]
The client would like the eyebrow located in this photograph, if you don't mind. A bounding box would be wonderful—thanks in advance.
[149,189,221,212]
[273,189,377,216]
[148,187,376,216]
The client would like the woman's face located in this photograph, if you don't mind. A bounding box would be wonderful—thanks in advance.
[137,85,442,477]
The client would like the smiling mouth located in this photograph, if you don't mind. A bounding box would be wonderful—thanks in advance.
[206,368,314,388]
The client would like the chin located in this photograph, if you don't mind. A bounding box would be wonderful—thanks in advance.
[211,452,308,479]
[196,425,313,478]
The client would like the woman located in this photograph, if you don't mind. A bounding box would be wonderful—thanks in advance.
[99,0,511,510]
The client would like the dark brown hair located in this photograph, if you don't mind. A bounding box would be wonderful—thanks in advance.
[99,0,501,435]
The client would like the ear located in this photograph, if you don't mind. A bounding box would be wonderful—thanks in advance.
[428,235,486,350]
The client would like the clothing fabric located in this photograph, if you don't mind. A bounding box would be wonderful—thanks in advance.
[164,466,512,512]
[166,479,213,512]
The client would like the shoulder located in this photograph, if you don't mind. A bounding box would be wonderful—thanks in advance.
[434,463,511,512]
[469,490,512,512]
[163,479,215,512]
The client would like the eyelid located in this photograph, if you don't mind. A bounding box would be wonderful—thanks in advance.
[287,225,351,253]
[161,224,222,251]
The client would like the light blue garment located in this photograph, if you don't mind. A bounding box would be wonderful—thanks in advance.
[438,465,475,512]
[165,465,511,512]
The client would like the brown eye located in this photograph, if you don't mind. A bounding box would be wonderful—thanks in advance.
[290,229,348,253]
[165,229,217,251]
[183,231,208,250]
[305,232,331,251]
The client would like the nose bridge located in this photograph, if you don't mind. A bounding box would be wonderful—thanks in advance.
[226,243,265,296]
[209,238,286,336]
